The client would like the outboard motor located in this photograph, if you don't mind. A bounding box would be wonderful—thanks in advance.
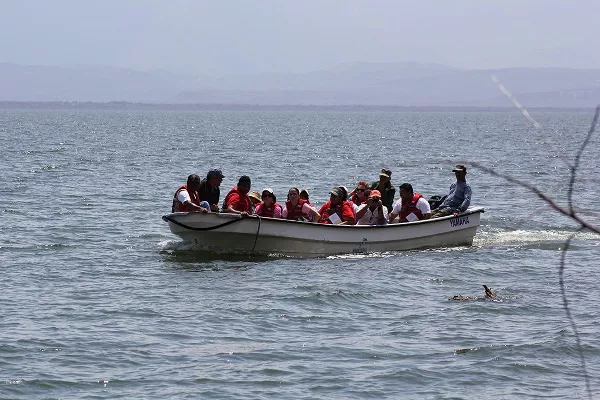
[428,195,447,209]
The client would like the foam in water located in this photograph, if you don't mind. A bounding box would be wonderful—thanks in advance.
[158,239,198,251]
[475,228,599,248]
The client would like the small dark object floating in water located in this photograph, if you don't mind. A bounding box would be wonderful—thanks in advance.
[483,284,495,298]
[450,285,496,301]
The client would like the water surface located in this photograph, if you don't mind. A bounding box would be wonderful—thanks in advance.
[1,109,599,399]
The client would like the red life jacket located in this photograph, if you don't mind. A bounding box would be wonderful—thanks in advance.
[319,202,339,224]
[222,186,252,213]
[172,184,200,212]
[346,200,357,215]
[256,202,282,218]
[318,201,354,224]
[285,199,308,220]
[400,193,424,222]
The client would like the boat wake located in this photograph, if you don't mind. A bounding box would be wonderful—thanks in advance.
[326,252,397,260]
[158,239,198,252]
[474,228,599,250]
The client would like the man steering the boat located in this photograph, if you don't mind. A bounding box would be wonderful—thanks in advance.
[430,165,472,218]
[222,175,253,215]
[172,174,210,213]
[317,187,355,225]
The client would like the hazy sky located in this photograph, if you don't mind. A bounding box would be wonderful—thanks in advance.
[1,0,599,76]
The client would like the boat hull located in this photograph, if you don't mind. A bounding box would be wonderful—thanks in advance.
[162,207,483,257]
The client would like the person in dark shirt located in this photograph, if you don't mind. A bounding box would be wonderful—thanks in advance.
[198,169,224,212]
[370,168,396,213]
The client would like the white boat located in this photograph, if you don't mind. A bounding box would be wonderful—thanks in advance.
[162,207,484,257]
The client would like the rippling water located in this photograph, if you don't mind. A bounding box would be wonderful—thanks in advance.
[1,109,599,399]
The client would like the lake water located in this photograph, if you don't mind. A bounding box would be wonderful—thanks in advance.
[1,108,599,399]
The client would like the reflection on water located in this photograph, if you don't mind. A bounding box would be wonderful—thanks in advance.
[160,247,277,266]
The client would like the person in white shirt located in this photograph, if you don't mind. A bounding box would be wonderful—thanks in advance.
[389,183,431,223]
[172,174,210,213]
[355,190,388,225]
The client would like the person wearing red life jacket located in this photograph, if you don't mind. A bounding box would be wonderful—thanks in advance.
[389,183,431,223]
[282,187,320,221]
[299,189,311,204]
[317,187,355,225]
[337,186,357,220]
[298,189,317,221]
[254,188,283,218]
[172,174,210,213]
[222,175,253,215]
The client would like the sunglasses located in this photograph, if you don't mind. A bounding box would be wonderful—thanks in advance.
[370,197,381,201]
[357,188,366,192]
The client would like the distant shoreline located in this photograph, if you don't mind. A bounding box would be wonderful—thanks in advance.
[0,101,594,113]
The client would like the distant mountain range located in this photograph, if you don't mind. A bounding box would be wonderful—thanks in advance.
[2,62,600,108]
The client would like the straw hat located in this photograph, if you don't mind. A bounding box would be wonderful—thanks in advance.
[248,191,261,202]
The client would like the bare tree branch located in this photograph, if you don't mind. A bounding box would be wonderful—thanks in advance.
[568,106,600,214]
[559,229,592,400]
[469,162,600,235]
[468,106,600,400]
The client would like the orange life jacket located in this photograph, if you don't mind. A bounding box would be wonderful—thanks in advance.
[172,184,200,212]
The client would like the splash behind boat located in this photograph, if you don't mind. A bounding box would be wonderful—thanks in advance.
[162,207,484,257]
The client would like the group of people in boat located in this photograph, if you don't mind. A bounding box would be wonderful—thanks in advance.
[172,165,472,225]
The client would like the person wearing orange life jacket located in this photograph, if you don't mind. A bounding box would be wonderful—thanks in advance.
[222,175,253,215]
[282,187,320,221]
[254,188,283,218]
[172,174,210,213]
[389,183,431,223]
[317,187,355,225]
